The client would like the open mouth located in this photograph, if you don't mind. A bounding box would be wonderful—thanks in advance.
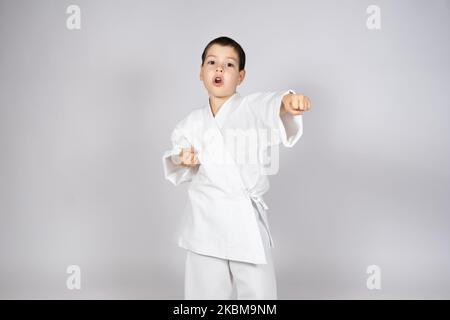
[213,76,223,86]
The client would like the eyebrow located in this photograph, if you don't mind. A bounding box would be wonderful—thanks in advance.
[205,54,238,62]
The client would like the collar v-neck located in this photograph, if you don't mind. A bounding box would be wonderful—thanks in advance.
[207,92,239,128]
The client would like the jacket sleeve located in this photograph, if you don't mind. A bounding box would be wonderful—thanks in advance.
[162,122,199,186]
[245,90,303,147]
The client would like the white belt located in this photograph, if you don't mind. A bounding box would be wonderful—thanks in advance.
[246,192,274,247]
[249,194,269,210]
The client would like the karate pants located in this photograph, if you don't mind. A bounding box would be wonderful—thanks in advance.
[184,203,277,300]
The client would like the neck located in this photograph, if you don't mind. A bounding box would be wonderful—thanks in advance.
[209,93,235,117]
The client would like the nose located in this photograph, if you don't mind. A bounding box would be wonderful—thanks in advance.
[215,64,224,73]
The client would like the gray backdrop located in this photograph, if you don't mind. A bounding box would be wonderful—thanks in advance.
[1,0,449,299]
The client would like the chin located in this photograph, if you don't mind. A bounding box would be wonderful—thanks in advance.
[210,88,235,98]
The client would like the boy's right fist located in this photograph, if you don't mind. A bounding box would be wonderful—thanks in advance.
[178,146,200,167]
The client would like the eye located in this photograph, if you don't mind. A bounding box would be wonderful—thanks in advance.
[227,63,234,67]
[207,60,215,65]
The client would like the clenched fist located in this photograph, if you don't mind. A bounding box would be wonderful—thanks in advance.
[178,146,200,167]
[281,93,311,116]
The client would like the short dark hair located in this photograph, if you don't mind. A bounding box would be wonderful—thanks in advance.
[201,36,246,71]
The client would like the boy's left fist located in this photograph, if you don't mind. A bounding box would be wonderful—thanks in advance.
[281,93,311,116]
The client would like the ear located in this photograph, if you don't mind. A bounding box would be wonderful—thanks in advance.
[237,69,246,85]
[199,65,203,81]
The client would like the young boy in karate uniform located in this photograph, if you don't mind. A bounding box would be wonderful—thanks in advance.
[162,36,311,299]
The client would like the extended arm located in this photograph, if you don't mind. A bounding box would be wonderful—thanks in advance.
[246,90,311,147]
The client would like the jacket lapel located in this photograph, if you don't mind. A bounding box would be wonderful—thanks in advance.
[207,92,240,129]
[203,93,248,194]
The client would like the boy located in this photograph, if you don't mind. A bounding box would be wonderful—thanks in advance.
[162,36,311,299]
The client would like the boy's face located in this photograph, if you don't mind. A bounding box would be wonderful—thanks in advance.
[199,44,246,99]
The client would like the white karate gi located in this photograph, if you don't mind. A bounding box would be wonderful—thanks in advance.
[162,90,303,265]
